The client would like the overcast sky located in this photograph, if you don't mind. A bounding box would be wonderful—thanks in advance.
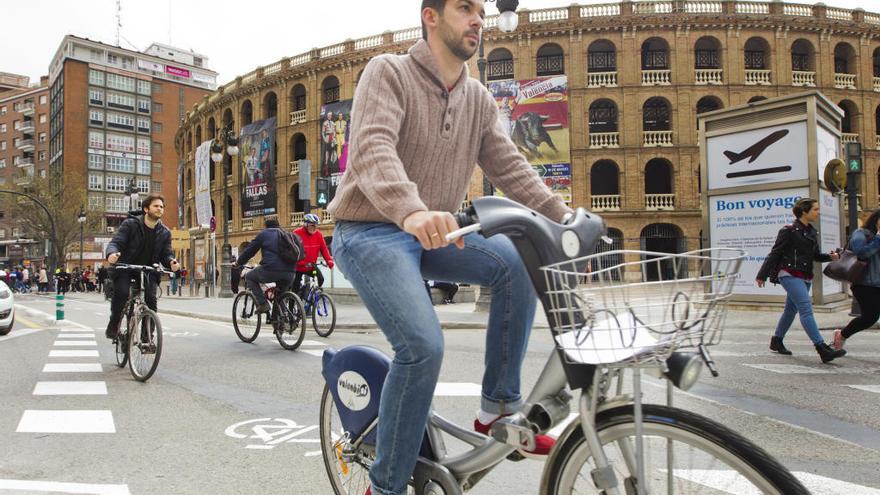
[2,0,869,86]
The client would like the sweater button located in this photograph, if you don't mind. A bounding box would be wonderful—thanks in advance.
[444,123,451,131]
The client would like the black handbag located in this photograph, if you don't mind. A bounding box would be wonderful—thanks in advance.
[823,244,867,284]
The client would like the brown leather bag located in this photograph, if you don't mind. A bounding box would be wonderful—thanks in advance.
[823,247,867,284]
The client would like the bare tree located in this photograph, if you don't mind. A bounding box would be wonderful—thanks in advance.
[0,176,101,271]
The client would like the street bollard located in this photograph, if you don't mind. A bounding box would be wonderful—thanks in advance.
[55,293,64,321]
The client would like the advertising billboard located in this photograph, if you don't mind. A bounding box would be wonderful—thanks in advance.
[194,140,213,227]
[706,121,808,189]
[239,117,278,218]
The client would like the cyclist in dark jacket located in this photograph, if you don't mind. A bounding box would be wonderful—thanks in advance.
[104,193,179,339]
[756,198,842,362]
[234,217,295,314]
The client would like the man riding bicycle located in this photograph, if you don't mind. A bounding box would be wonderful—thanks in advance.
[233,217,296,314]
[292,213,334,297]
[326,1,572,493]
[104,193,179,339]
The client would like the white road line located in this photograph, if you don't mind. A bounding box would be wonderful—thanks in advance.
[245,445,274,450]
[17,410,115,433]
[59,328,94,333]
[43,363,103,373]
[434,382,482,397]
[793,472,880,494]
[0,328,42,342]
[847,385,880,394]
[33,381,108,396]
[53,340,98,347]
[300,349,325,357]
[668,469,880,494]
[56,333,97,339]
[49,350,100,358]
[0,479,130,495]
[742,364,834,374]
[301,340,327,347]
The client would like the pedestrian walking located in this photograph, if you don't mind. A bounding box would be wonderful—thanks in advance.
[756,198,844,363]
[832,208,880,350]
[38,267,48,293]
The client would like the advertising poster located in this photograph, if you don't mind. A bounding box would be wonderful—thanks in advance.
[177,159,184,227]
[194,140,213,227]
[708,187,808,296]
[194,238,206,280]
[706,122,808,189]
[319,100,353,178]
[239,117,278,218]
[488,76,571,203]
[819,189,843,296]
[816,125,841,187]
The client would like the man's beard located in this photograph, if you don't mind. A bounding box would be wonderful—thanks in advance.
[146,211,161,222]
[440,20,479,61]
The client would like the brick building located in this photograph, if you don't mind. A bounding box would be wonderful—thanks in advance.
[177,1,880,277]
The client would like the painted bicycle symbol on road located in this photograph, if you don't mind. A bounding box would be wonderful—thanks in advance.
[225,417,320,451]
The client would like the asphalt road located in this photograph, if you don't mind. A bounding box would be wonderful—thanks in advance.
[1,293,879,494]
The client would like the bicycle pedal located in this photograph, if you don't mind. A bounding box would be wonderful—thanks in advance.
[490,417,536,451]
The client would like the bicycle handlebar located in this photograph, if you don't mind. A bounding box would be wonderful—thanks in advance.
[113,263,174,275]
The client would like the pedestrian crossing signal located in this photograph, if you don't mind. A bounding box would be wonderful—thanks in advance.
[316,178,330,206]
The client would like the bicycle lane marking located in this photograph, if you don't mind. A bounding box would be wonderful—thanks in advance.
[225,418,320,451]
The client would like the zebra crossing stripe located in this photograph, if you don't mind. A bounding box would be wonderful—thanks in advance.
[33,381,108,396]
[0,479,130,495]
[17,410,115,433]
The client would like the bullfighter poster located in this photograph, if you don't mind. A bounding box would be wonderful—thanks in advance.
[488,76,572,203]
[238,117,278,218]
[319,99,352,205]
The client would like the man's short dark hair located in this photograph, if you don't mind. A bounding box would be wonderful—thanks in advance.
[141,193,165,211]
[421,0,447,40]
[265,218,280,229]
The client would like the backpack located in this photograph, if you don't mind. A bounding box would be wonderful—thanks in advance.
[276,228,305,266]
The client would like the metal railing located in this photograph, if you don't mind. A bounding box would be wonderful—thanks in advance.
[290,109,307,125]
[695,69,723,85]
[18,121,35,132]
[643,130,674,147]
[645,193,676,211]
[835,73,856,89]
[874,76,880,92]
[16,156,35,167]
[290,212,305,226]
[16,139,35,150]
[744,69,771,85]
[19,102,35,115]
[591,194,621,211]
[241,218,255,231]
[792,71,816,87]
[587,71,617,87]
[589,132,620,148]
[289,161,300,176]
[642,69,671,86]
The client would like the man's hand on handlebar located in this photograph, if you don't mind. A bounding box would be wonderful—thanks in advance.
[403,211,465,251]
[169,259,180,272]
[107,253,120,264]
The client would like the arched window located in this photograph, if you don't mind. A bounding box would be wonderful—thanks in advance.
[641,38,669,70]
[207,117,216,139]
[791,39,815,72]
[875,105,880,139]
[874,47,880,77]
[225,195,233,222]
[640,223,686,281]
[322,76,340,104]
[289,183,306,214]
[589,99,618,133]
[240,100,253,126]
[487,48,514,81]
[290,84,307,112]
[263,91,278,120]
[195,125,202,145]
[536,43,564,76]
[694,36,721,69]
[222,109,234,177]
[834,42,856,74]
[587,40,616,72]
[744,37,769,70]
[642,97,671,131]
[696,96,723,128]
[291,133,307,161]
[645,158,673,195]
[590,160,619,195]
[590,227,624,280]
[838,100,859,134]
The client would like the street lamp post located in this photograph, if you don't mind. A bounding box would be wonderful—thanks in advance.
[211,124,240,298]
[77,206,86,270]
[476,0,519,312]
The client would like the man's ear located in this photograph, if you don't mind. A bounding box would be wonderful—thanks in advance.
[422,7,439,33]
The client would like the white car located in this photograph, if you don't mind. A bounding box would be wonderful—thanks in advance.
[0,280,15,335]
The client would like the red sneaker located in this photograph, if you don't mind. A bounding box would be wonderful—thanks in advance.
[474,416,555,458]
[365,487,371,495]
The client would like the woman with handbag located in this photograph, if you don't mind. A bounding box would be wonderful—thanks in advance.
[832,208,880,350]
[756,198,844,363]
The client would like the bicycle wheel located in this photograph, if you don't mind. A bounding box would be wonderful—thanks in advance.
[114,300,135,368]
[232,291,261,343]
[312,292,337,338]
[274,292,305,350]
[541,404,809,495]
[127,308,163,382]
[319,385,377,495]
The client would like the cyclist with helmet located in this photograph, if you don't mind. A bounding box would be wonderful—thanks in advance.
[293,213,334,296]
[234,217,296,314]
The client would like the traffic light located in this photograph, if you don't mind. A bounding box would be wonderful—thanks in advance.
[316,178,329,206]
[845,142,862,174]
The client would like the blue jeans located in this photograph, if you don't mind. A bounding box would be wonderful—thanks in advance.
[774,276,823,345]
[332,221,537,495]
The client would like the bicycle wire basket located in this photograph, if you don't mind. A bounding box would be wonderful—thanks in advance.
[540,248,745,367]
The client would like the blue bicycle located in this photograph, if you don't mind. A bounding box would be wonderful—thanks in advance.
[300,262,336,338]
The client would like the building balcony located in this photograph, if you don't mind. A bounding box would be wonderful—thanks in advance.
[643,130,673,147]
[16,156,34,167]
[587,71,617,88]
[289,161,300,176]
[290,212,304,226]
[694,68,723,85]
[290,109,307,125]
[18,120,35,133]
[19,102,35,116]
[589,132,619,149]
[834,73,856,90]
[591,195,621,212]
[744,69,771,85]
[874,76,880,92]
[645,193,675,211]
[16,139,35,152]
[241,218,255,231]
[842,133,859,145]
[792,71,816,87]
[641,69,671,86]
[320,210,334,225]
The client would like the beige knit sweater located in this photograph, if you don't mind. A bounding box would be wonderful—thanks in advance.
[327,40,570,227]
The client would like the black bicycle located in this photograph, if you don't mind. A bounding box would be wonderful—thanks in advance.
[232,266,307,350]
[112,263,169,382]
[300,262,336,338]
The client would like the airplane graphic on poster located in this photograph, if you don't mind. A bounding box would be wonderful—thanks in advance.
[723,129,792,179]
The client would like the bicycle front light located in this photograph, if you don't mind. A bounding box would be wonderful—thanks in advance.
[664,352,703,391]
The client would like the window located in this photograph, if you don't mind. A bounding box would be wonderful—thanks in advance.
[152,142,163,153]
[39,151,46,161]
[0,106,5,115]
[137,117,150,133]
[90,49,102,61]
[39,169,46,178]
[106,195,129,212]
[0,141,5,151]
[13,103,21,112]
[0,124,5,133]
[88,195,103,211]
[106,112,134,131]
[151,181,162,192]
[137,159,151,174]
[107,53,118,65]
[0,159,5,168]
[89,109,104,126]
[13,138,20,147]
[39,95,47,105]
[137,99,151,113]
[136,138,151,155]
[105,175,132,192]
[152,162,162,173]
[88,154,104,169]
[151,82,162,94]
[38,132,46,143]
[0,230,4,239]
[106,155,134,172]
[89,88,104,105]
[13,120,20,130]
[89,69,105,86]
[153,122,163,133]
[89,131,104,149]
[39,114,47,124]
[88,174,103,190]
[137,178,150,193]
[106,73,135,92]
[105,133,135,152]
[107,92,135,110]
[153,102,163,113]
[137,80,151,95]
